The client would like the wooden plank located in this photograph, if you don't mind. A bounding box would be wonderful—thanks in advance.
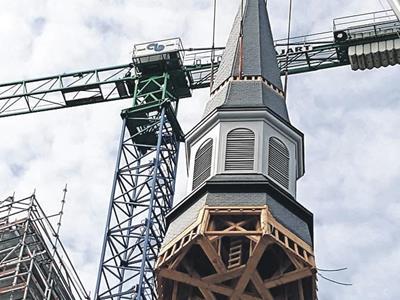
[283,248,304,270]
[172,281,178,300]
[199,208,209,234]
[162,237,197,270]
[241,295,263,300]
[230,238,271,300]
[158,268,232,296]
[268,217,313,255]
[158,269,262,299]
[298,280,305,300]
[251,272,274,300]
[203,265,245,283]
[183,259,216,300]
[159,221,200,256]
[261,207,269,234]
[198,238,227,273]
[264,268,313,289]
[205,231,262,236]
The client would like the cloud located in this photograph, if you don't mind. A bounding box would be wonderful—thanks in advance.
[0,0,399,298]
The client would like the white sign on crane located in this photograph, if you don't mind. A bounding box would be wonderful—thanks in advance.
[388,0,400,20]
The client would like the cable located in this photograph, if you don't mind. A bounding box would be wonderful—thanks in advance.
[210,0,217,90]
[318,267,348,272]
[283,0,293,101]
[239,0,244,78]
[318,272,353,286]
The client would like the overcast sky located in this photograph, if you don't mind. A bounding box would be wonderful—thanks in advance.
[0,0,399,299]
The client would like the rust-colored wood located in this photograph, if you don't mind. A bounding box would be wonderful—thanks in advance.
[230,238,272,300]
[156,205,317,299]
[203,265,245,283]
[171,281,178,300]
[198,238,227,273]
[264,268,313,289]
[251,272,274,300]
[158,268,261,299]
[298,279,305,300]
[182,259,216,300]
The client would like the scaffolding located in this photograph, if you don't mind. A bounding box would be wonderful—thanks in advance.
[0,194,89,300]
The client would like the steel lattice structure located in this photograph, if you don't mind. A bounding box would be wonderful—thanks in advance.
[0,194,89,300]
[94,72,184,299]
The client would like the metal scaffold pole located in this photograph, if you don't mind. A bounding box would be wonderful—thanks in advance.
[94,73,184,300]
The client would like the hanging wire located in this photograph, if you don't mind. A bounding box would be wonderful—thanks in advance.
[318,267,348,272]
[318,272,353,286]
[210,0,217,90]
[283,0,293,101]
[239,0,245,78]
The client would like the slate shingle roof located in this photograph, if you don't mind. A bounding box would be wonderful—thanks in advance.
[207,0,289,121]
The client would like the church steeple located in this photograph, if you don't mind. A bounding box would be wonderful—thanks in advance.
[205,0,289,121]
[156,2,316,298]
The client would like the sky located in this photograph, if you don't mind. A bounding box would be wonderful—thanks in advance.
[0,0,399,299]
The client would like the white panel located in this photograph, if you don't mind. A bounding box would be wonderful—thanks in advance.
[133,38,182,58]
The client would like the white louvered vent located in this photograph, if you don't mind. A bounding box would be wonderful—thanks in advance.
[268,137,290,189]
[225,128,255,171]
[193,139,213,189]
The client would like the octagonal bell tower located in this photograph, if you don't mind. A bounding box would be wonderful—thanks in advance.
[156,1,317,299]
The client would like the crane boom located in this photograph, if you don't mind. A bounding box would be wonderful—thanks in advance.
[0,9,398,119]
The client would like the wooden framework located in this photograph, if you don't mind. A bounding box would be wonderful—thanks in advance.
[156,206,317,299]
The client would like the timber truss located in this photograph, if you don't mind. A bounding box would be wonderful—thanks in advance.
[156,206,317,300]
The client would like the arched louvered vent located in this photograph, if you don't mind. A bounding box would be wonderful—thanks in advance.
[225,128,255,171]
[268,137,290,189]
[193,139,213,189]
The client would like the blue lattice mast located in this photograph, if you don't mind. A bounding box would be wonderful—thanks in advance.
[94,41,188,300]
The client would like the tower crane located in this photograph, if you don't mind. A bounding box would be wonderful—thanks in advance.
[0,0,399,299]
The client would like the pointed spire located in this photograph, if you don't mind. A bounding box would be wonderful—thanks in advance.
[205,0,289,121]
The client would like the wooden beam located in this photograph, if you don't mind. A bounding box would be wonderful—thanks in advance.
[167,238,198,270]
[251,272,274,300]
[230,238,271,300]
[283,247,304,270]
[205,231,262,236]
[203,265,245,283]
[172,281,178,300]
[264,268,313,289]
[198,238,227,273]
[298,280,305,300]
[158,268,232,296]
[158,269,262,300]
[183,259,216,300]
